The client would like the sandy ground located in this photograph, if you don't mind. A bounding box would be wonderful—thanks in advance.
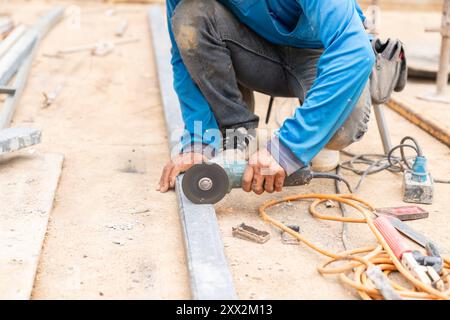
[2,1,449,299]
[6,1,189,299]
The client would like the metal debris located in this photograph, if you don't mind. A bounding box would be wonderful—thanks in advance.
[281,225,301,245]
[325,200,336,208]
[42,84,63,108]
[232,223,270,244]
[0,25,27,59]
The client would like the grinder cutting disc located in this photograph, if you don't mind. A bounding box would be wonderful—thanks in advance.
[182,163,230,204]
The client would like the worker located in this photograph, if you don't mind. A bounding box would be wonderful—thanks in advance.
[157,0,375,195]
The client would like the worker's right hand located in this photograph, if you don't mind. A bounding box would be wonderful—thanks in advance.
[242,148,286,194]
[157,152,207,193]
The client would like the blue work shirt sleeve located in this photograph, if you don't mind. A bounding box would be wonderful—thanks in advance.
[270,0,375,170]
[166,0,221,153]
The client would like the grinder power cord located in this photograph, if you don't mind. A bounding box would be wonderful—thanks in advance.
[259,194,450,300]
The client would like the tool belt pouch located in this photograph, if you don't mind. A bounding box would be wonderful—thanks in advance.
[370,38,407,104]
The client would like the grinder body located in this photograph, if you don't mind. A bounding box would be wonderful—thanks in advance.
[182,161,313,204]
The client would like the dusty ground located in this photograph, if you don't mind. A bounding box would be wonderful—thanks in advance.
[6,1,189,299]
[2,1,449,299]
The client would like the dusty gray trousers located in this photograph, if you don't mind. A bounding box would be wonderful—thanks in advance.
[171,0,372,150]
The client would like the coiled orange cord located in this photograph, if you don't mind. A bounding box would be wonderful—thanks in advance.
[259,194,450,300]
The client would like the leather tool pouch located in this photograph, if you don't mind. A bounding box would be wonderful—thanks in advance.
[370,38,408,104]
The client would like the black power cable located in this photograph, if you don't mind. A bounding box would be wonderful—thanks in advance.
[312,171,353,193]
[334,136,449,250]
[340,136,448,193]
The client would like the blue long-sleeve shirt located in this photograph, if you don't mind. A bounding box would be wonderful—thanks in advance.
[166,0,375,172]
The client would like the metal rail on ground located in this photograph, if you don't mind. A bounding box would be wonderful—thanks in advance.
[147,5,237,300]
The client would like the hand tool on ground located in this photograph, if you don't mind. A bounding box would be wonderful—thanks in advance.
[42,84,63,108]
[232,223,270,244]
[382,221,443,272]
[380,216,444,275]
[382,215,438,250]
[373,215,444,290]
[259,193,450,300]
[414,242,444,274]
[281,225,301,245]
[182,161,352,204]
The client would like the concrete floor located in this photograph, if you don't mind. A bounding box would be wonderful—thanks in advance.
[2,1,449,299]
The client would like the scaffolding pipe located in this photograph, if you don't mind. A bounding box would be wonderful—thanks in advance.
[0,25,27,59]
[0,7,64,86]
[0,30,37,85]
[0,6,65,129]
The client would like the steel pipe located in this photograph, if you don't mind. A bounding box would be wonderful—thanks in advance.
[0,25,27,59]
[0,6,65,129]
[0,30,37,85]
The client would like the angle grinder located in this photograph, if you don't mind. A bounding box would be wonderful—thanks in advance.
[182,161,352,204]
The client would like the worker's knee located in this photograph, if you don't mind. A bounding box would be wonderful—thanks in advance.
[171,0,217,53]
[326,84,371,151]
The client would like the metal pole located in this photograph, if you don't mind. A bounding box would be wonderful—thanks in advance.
[0,45,36,129]
[0,86,16,95]
[0,31,37,85]
[0,7,64,86]
[373,103,392,154]
[436,0,450,96]
[420,0,450,103]
[366,0,393,154]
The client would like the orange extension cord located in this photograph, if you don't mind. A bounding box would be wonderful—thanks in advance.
[258,194,450,300]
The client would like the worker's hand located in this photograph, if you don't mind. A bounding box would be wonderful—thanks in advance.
[242,148,286,194]
[157,152,207,193]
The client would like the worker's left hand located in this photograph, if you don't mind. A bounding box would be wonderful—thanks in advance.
[157,151,207,193]
[242,148,286,194]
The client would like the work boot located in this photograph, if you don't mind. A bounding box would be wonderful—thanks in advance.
[311,148,340,172]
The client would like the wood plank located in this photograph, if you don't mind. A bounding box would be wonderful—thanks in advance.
[0,152,64,300]
[147,5,237,300]
[387,96,450,147]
